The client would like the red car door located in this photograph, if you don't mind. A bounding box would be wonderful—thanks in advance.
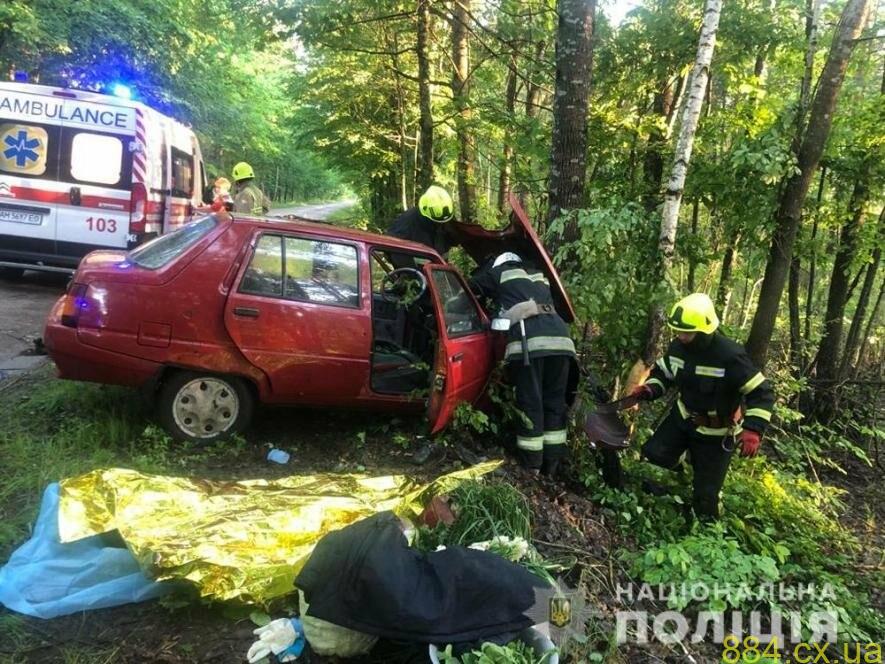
[224,231,371,404]
[423,264,495,434]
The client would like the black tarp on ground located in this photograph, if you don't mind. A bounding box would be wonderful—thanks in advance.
[295,512,550,644]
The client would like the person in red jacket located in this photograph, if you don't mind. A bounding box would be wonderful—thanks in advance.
[631,293,775,520]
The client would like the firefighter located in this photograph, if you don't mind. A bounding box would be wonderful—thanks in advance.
[232,162,271,215]
[631,293,775,520]
[388,185,457,258]
[471,252,576,477]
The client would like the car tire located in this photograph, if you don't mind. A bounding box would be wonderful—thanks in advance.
[0,267,24,280]
[157,371,254,443]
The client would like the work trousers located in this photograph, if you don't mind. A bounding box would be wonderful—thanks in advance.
[509,354,570,471]
[642,408,735,520]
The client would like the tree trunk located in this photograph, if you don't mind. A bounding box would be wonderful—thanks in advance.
[657,0,722,281]
[498,55,519,212]
[716,230,740,318]
[804,167,826,347]
[788,256,803,371]
[451,0,477,221]
[547,0,595,240]
[525,40,546,118]
[642,79,676,213]
[840,210,883,377]
[639,0,722,369]
[814,174,870,418]
[745,0,870,367]
[416,0,434,192]
[853,280,885,378]
[686,198,700,291]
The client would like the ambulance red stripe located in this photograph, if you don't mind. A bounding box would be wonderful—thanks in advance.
[3,184,131,212]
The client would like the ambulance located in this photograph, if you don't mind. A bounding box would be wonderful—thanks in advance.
[0,81,206,275]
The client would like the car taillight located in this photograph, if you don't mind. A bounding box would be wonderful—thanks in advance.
[61,283,88,328]
[129,182,147,233]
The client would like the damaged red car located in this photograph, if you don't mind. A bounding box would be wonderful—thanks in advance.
[43,195,575,442]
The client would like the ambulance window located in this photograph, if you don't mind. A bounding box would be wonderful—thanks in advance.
[0,122,55,178]
[70,133,124,185]
[171,148,193,198]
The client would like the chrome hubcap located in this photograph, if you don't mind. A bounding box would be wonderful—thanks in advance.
[172,377,239,439]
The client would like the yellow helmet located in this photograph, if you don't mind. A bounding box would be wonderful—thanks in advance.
[232,162,254,182]
[667,293,720,334]
[418,185,454,223]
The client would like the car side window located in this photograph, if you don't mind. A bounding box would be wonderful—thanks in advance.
[284,237,359,307]
[430,269,483,337]
[240,235,283,297]
[240,234,359,308]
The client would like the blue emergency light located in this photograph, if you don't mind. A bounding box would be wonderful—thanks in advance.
[111,83,133,100]
[13,71,28,83]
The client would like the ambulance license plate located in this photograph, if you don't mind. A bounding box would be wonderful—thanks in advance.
[0,208,43,225]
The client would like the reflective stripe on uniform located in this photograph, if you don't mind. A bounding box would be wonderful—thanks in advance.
[500,268,549,285]
[696,365,725,377]
[656,357,674,380]
[543,429,567,446]
[646,377,665,391]
[517,435,544,451]
[505,336,576,358]
[669,356,685,373]
[740,372,766,394]
[676,398,732,437]
[744,407,772,422]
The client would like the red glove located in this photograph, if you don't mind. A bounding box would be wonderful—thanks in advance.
[630,384,654,402]
[739,429,761,457]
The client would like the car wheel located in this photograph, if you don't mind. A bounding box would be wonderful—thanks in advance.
[157,371,254,442]
[0,267,24,279]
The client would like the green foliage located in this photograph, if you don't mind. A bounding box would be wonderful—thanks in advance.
[416,480,531,550]
[630,523,780,612]
[437,640,557,664]
[548,203,659,368]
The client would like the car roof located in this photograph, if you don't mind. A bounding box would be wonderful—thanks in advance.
[230,213,444,258]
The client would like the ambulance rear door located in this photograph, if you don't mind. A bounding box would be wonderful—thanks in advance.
[0,86,61,261]
[163,121,196,232]
[56,98,135,259]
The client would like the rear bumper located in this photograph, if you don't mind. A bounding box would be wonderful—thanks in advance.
[44,299,161,387]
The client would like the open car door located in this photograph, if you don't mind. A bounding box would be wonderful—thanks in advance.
[423,263,494,434]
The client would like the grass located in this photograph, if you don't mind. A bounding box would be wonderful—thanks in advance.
[0,368,250,561]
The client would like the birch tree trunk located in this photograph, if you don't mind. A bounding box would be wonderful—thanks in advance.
[497,55,518,212]
[657,0,722,276]
[633,0,722,377]
[745,0,871,366]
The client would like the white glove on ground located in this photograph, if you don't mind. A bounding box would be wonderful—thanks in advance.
[247,618,299,663]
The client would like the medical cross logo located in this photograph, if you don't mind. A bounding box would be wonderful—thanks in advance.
[3,129,40,167]
[0,124,47,175]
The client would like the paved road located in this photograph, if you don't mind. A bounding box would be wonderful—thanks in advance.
[0,271,65,364]
[272,199,357,222]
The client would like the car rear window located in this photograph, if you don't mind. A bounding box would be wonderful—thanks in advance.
[129,216,217,269]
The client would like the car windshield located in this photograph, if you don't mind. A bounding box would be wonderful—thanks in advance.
[129,216,217,269]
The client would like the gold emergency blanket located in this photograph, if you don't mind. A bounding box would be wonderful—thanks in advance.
[57,462,501,604]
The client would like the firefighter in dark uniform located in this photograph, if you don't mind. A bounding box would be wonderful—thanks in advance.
[631,293,775,520]
[388,185,456,259]
[471,252,575,476]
